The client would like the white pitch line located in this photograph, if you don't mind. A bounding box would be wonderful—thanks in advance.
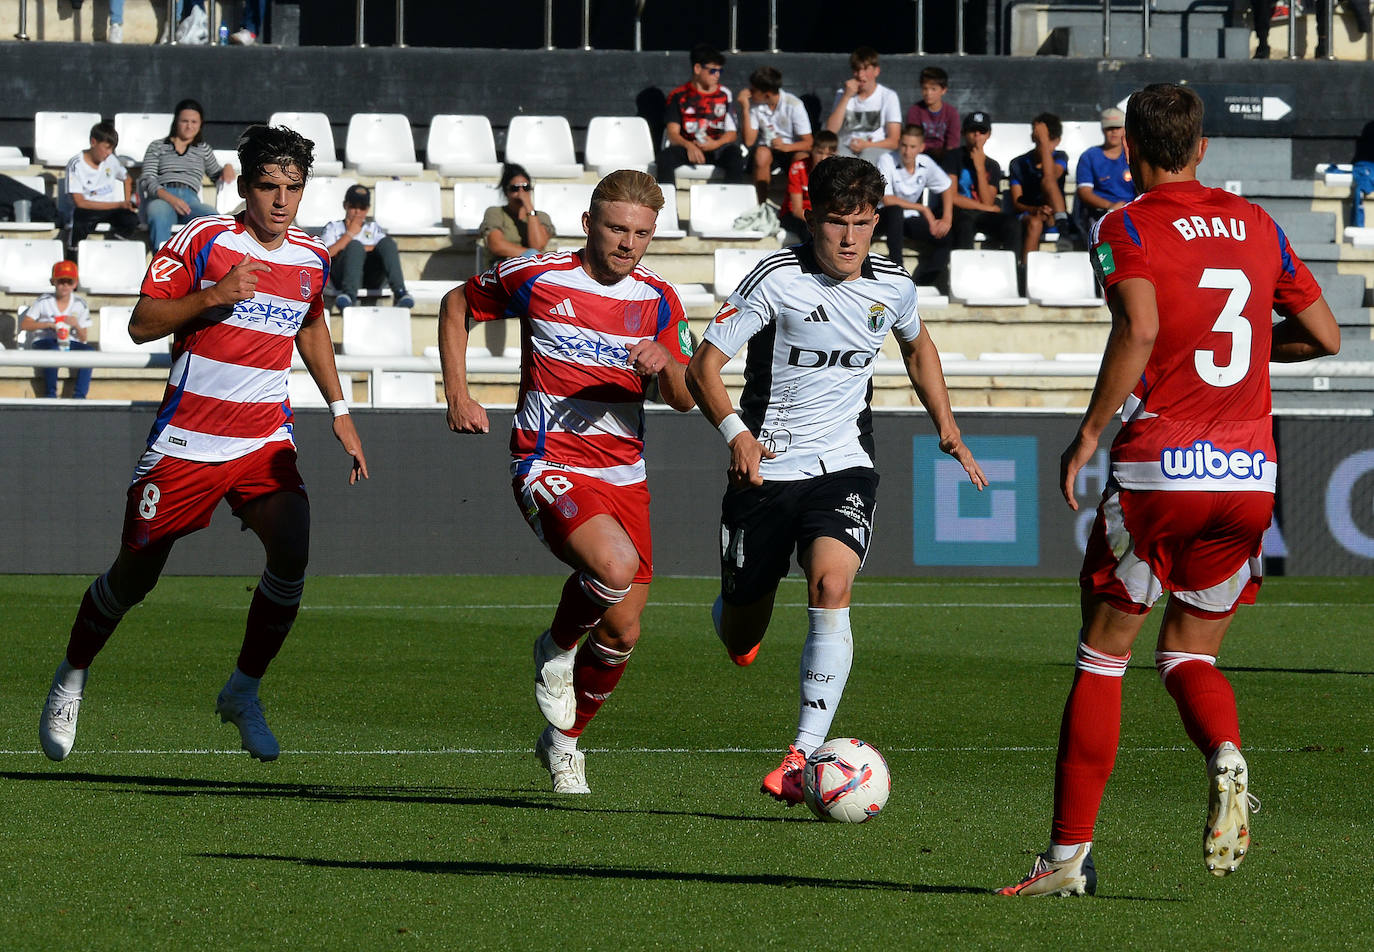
[1,745,1367,756]
[297,601,1371,611]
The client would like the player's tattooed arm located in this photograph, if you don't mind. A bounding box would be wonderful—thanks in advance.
[438,284,490,434]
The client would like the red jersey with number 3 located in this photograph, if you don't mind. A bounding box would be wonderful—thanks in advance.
[1089,180,1322,492]
[464,250,692,486]
[139,215,330,463]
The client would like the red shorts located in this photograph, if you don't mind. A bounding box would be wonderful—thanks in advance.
[1080,487,1272,618]
[512,468,653,584]
[122,441,307,551]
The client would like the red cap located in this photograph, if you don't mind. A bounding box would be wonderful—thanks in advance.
[52,260,79,282]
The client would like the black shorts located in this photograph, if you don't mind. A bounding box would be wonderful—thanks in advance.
[719,467,879,604]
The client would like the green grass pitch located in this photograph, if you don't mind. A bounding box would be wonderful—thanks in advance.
[2,574,1371,950]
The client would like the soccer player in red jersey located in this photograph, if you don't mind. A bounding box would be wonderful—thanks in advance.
[38,125,369,765]
[1000,84,1340,896]
[438,170,695,794]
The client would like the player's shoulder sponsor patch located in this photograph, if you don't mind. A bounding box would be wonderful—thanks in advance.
[149,257,184,283]
[1093,241,1116,279]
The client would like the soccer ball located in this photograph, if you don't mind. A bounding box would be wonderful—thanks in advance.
[802,738,891,823]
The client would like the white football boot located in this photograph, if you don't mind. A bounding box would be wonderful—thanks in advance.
[39,665,85,761]
[216,685,280,761]
[535,726,590,794]
[998,844,1097,897]
[1205,741,1258,876]
[533,629,576,730]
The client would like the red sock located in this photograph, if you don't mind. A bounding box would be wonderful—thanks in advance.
[236,571,303,678]
[564,639,631,738]
[1158,654,1240,755]
[65,574,130,669]
[1051,642,1129,845]
[549,572,625,651]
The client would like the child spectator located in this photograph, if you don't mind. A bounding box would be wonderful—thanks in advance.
[1073,107,1134,239]
[21,260,94,399]
[940,110,1020,252]
[1009,112,1074,261]
[824,46,902,165]
[904,66,960,160]
[64,122,140,246]
[737,66,814,205]
[782,130,838,240]
[657,44,745,185]
[877,125,956,292]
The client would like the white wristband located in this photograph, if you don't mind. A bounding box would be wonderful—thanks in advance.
[329,400,350,418]
[717,412,749,444]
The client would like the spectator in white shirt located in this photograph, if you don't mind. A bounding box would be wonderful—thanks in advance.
[737,66,814,205]
[877,125,955,292]
[322,184,413,313]
[20,260,94,399]
[824,46,902,165]
[64,122,140,246]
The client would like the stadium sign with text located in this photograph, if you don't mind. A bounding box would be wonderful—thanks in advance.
[1114,83,1296,136]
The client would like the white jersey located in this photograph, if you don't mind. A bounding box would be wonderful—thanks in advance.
[703,244,921,480]
[24,292,91,347]
[64,152,127,203]
[876,152,952,218]
[750,90,813,146]
[320,218,388,248]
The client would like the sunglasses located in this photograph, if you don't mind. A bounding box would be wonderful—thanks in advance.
[704,66,722,74]
[506,183,533,192]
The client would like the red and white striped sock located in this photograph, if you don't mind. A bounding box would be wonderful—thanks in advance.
[564,638,632,738]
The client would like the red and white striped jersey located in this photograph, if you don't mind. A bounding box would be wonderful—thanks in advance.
[464,250,692,485]
[139,214,330,462]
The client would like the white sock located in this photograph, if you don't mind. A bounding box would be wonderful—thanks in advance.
[55,659,88,694]
[226,668,261,697]
[795,607,853,752]
[546,725,578,754]
[1048,841,1089,862]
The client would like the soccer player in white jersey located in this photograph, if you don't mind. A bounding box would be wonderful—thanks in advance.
[685,156,988,804]
[38,125,369,764]
[438,170,695,794]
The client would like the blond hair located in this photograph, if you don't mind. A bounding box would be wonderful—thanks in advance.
[590,169,664,218]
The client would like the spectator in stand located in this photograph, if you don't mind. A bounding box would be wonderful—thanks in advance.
[1350,119,1374,228]
[21,261,94,400]
[1315,0,1370,58]
[481,163,554,266]
[656,45,745,186]
[65,122,141,246]
[825,46,902,165]
[230,1,268,45]
[905,66,960,161]
[738,66,814,205]
[1073,107,1134,239]
[107,0,124,42]
[0,174,59,225]
[877,125,955,292]
[940,110,1020,252]
[782,130,838,241]
[322,184,414,313]
[140,99,237,250]
[1009,112,1073,262]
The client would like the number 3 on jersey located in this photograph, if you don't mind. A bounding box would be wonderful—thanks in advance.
[1195,268,1252,388]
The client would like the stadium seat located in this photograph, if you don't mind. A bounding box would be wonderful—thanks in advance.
[979,352,1045,362]
[77,239,147,294]
[372,180,447,236]
[34,111,102,167]
[426,115,502,178]
[949,249,1029,306]
[287,369,350,408]
[1058,120,1101,183]
[295,176,357,230]
[690,184,770,239]
[674,163,725,182]
[672,282,715,308]
[370,371,437,406]
[984,122,1032,176]
[98,305,169,353]
[213,181,243,215]
[535,183,595,237]
[1026,251,1103,307]
[1320,162,1354,188]
[654,183,686,239]
[504,116,583,179]
[341,305,413,356]
[713,247,771,298]
[453,182,502,234]
[584,116,656,176]
[0,145,30,170]
[914,285,949,309]
[113,113,174,166]
[268,111,344,177]
[0,238,65,293]
[344,114,423,177]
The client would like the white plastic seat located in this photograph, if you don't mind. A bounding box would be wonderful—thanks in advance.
[672,282,715,308]
[985,122,1033,176]
[535,183,595,237]
[913,285,949,309]
[34,111,102,167]
[585,116,655,175]
[372,180,447,236]
[295,176,357,230]
[344,114,422,177]
[77,239,147,294]
[713,248,771,298]
[504,116,583,179]
[979,352,1045,361]
[268,111,344,177]
[1026,251,1103,307]
[654,183,686,239]
[949,249,1029,306]
[0,145,29,170]
[0,238,65,293]
[1058,120,1102,184]
[287,369,351,408]
[426,115,501,178]
[98,305,169,353]
[214,181,243,215]
[341,305,413,356]
[453,182,502,234]
[690,184,768,239]
[113,113,174,166]
[9,174,47,195]
[674,164,725,181]
[1345,226,1374,249]
[370,371,437,406]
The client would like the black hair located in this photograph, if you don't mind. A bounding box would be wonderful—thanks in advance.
[808,155,884,217]
[749,66,782,94]
[691,44,725,68]
[168,99,206,145]
[236,124,315,184]
[499,162,532,192]
[1031,112,1063,142]
[89,122,119,147]
[919,66,949,87]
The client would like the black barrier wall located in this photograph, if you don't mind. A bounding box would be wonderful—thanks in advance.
[2,406,1371,577]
